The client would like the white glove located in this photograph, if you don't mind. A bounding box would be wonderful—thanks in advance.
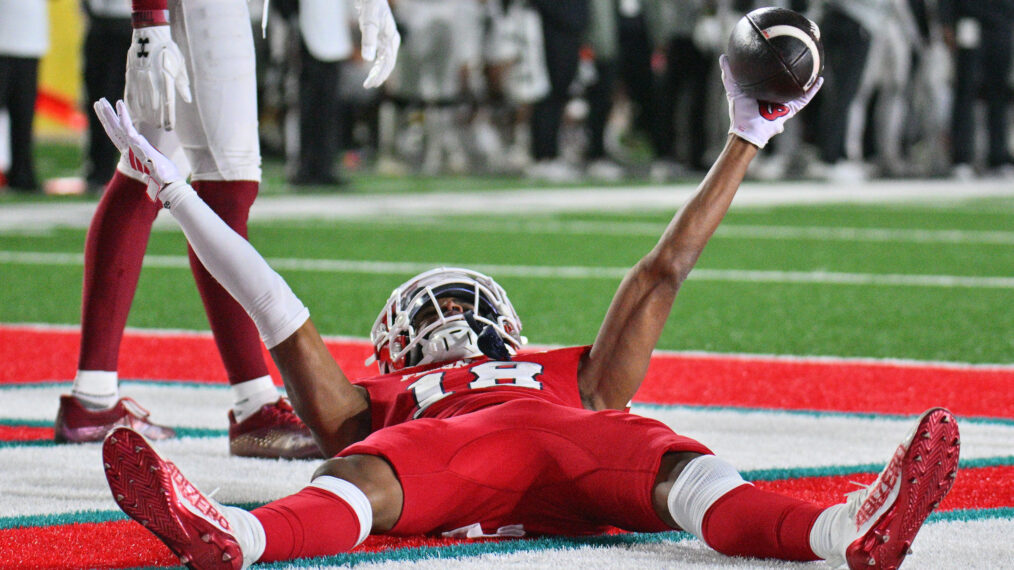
[125,25,193,131]
[94,98,186,203]
[355,0,401,88]
[719,55,823,149]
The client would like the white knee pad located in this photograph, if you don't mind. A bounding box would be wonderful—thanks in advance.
[310,476,374,547]
[666,455,749,541]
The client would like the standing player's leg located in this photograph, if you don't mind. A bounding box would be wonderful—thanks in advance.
[170,0,318,459]
[56,126,186,443]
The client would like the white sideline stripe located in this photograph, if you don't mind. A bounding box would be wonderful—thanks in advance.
[276,217,1014,246]
[3,177,1014,231]
[3,250,1014,289]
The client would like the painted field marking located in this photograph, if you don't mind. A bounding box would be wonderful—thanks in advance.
[2,250,1013,289]
[277,217,1014,246]
[3,324,1013,418]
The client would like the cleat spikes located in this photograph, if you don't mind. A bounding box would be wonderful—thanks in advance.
[108,436,118,444]
[201,533,211,543]
[134,445,144,452]
[867,557,876,566]
[941,415,951,423]
[880,533,890,543]
[914,455,922,462]
[179,555,191,564]
[104,462,111,469]
[115,494,124,502]
[222,553,233,562]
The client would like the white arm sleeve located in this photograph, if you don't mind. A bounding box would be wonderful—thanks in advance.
[159,181,309,349]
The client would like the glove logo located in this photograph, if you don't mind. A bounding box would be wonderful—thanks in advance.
[759,102,789,121]
[136,37,150,59]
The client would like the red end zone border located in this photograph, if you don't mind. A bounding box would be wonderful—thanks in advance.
[2,324,1012,418]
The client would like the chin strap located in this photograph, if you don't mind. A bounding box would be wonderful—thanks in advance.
[464,311,511,362]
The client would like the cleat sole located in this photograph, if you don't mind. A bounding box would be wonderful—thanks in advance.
[102,427,241,570]
[845,408,960,570]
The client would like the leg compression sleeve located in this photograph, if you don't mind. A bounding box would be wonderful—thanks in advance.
[159,181,308,348]
[188,180,269,384]
[252,477,372,562]
[78,171,160,372]
[668,455,822,561]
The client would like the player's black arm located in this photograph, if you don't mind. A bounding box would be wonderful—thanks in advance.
[578,135,757,411]
[269,322,372,458]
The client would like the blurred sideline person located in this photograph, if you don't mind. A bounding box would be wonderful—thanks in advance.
[55,0,399,460]
[80,0,133,194]
[283,0,355,187]
[844,0,923,179]
[0,0,48,193]
[377,0,481,176]
[525,0,590,182]
[95,50,958,570]
[940,0,1014,178]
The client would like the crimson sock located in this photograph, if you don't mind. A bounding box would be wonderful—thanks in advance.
[701,484,823,561]
[78,171,160,371]
[252,486,363,561]
[188,180,268,385]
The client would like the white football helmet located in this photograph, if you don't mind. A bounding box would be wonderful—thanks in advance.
[369,267,525,373]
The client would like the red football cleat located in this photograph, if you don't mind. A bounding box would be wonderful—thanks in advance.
[839,407,960,570]
[228,398,322,459]
[103,427,244,570]
[54,395,175,443]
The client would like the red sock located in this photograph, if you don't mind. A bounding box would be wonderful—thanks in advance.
[252,487,362,562]
[188,180,268,385]
[701,484,823,561]
[78,171,160,371]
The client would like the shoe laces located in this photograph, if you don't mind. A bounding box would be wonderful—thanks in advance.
[119,397,153,419]
[261,398,304,427]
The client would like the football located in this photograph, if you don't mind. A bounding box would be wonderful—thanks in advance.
[725,7,823,103]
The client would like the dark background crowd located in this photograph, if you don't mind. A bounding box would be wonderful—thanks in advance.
[2,0,1013,194]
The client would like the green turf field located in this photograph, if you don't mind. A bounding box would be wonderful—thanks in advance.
[2,183,1012,363]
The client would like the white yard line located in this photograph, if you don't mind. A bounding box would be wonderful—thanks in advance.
[270,217,1014,245]
[1,178,1012,231]
[3,250,1013,289]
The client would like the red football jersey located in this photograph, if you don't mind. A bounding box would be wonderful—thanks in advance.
[353,346,589,432]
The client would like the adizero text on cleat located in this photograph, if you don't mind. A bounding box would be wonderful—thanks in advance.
[844,408,960,570]
[102,427,243,569]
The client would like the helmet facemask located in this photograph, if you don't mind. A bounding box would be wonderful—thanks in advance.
[369,268,525,374]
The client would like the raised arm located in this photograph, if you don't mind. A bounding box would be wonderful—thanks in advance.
[577,58,822,411]
[93,99,369,456]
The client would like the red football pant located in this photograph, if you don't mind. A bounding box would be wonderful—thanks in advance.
[702,484,822,561]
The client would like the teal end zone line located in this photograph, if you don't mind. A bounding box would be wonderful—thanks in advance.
[255,531,695,570]
[3,506,1011,533]
[742,456,1014,481]
[1,379,232,391]
[0,424,227,448]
